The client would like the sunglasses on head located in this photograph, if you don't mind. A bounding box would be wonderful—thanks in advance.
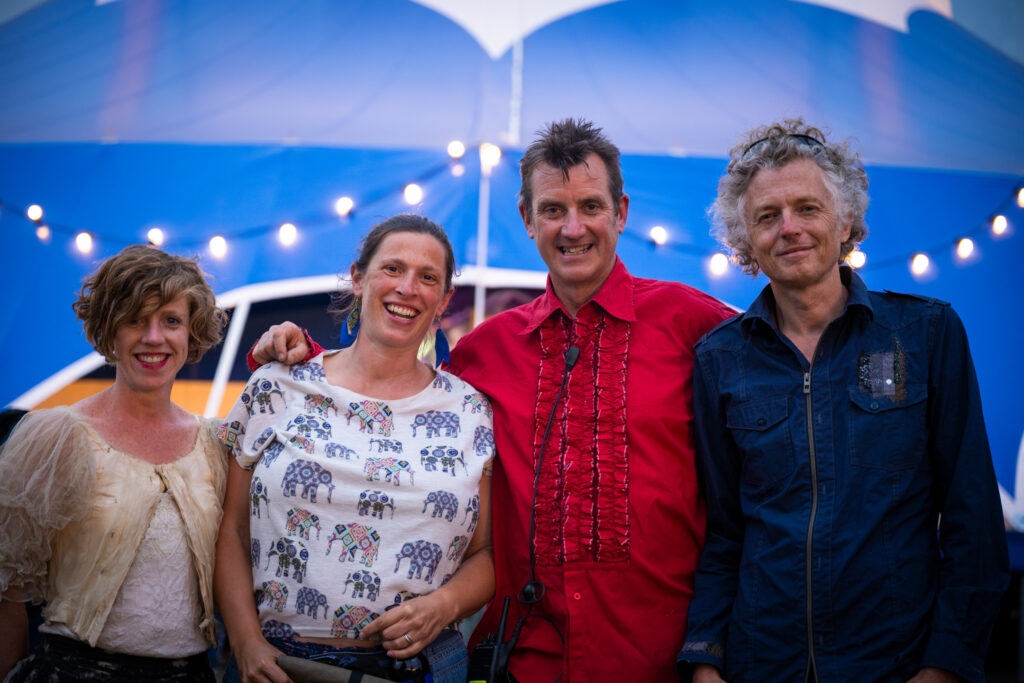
[740,133,825,161]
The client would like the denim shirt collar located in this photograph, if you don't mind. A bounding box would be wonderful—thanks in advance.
[522,257,637,334]
[740,266,874,337]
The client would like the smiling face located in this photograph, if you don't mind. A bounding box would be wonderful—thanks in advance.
[743,158,851,294]
[350,231,454,354]
[521,153,628,316]
[112,295,191,394]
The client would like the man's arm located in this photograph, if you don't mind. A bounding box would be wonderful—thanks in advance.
[677,350,743,679]
[918,306,1009,682]
[245,321,321,371]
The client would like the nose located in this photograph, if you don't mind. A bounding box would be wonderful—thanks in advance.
[561,209,586,239]
[395,271,417,296]
[779,209,801,236]
[141,318,163,343]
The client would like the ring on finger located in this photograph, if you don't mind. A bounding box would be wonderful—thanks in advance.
[403,633,413,646]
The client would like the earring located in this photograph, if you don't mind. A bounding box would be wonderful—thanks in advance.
[433,320,450,368]
[339,305,360,347]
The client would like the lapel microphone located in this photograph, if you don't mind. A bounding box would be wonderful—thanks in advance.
[483,345,579,683]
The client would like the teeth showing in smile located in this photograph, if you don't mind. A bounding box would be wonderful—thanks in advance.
[137,354,168,363]
[385,304,418,319]
[561,245,591,255]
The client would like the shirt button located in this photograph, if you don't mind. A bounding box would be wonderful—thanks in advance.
[757,418,766,426]
[870,401,879,410]
[573,592,582,601]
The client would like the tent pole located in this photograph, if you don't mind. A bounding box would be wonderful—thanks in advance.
[474,166,491,328]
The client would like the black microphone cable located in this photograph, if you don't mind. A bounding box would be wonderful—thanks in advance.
[489,345,579,683]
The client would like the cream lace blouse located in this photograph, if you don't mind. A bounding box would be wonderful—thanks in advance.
[0,407,228,647]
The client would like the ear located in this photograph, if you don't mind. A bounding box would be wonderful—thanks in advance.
[436,287,455,319]
[350,264,363,299]
[616,193,629,235]
[839,219,852,244]
[520,201,535,239]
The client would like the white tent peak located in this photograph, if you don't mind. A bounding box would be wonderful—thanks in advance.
[410,0,622,59]
[792,0,952,33]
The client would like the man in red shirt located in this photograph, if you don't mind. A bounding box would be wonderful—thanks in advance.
[252,119,734,681]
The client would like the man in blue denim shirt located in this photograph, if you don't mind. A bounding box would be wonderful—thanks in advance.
[678,119,1008,683]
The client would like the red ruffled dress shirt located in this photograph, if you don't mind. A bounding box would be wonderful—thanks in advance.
[448,259,734,682]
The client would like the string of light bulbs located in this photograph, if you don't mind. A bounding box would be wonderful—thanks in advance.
[4,144,1022,281]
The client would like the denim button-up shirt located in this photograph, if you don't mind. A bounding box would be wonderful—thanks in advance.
[679,268,1008,682]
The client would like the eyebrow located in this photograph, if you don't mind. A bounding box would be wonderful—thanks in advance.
[381,257,442,273]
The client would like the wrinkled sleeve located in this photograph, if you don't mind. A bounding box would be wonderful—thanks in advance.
[919,306,1009,682]
[677,347,743,675]
[0,408,95,601]
[218,365,289,470]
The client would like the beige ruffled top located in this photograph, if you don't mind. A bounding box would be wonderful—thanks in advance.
[0,407,228,647]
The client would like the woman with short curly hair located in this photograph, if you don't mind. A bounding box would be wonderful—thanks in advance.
[0,245,229,682]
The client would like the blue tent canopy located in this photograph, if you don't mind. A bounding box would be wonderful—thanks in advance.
[1,0,1023,520]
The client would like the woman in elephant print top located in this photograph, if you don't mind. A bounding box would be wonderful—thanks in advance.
[215,215,495,683]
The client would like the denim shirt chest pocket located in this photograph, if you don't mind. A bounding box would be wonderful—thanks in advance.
[726,396,794,491]
[847,384,928,470]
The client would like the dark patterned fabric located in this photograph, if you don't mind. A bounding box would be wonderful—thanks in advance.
[7,634,213,683]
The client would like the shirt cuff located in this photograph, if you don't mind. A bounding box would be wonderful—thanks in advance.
[920,632,984,683]
[677,640,725,674]
[245,328,320,372]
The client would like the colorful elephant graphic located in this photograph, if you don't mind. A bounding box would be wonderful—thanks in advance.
[410,410,460,439]
[463,494,481,533]
[440,450,466,476]
[265,536,309,583]
[331,605,379,639]
[250,476,270,518]
[343,570,382,601]
[253,427,275,450]
[447,535,470,561]
[419,445,459,473]
[369,438,403,454]
[282,459,335,504]
[287,414,332,440]
[394,540,443,583]
[295,586,329,619]
[261,580,288,612]
[290,363,327,383]
[346,400,394,436]
[462,392,492,417]
[363,457,414,487]
[242,379,285,415]
[304,393,339,417]
[261,619,297,639]
[392,590,420,606]
[288,435,315,454]
[357,489,396,520]
[326,523,381,567]
[431,374,453,392]
[473,425,496,458]
[218,420,245,456]
[324,442,358,460]
[285,507,321,540]
[262,441,284,467]
[422,490,459,522]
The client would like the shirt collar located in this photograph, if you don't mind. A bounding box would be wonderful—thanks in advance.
[740,265,873,336]
[522,257,637,334]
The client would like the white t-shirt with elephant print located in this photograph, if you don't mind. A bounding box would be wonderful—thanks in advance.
[221,351,495,640]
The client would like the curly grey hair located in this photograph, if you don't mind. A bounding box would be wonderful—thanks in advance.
[711,118,869,276]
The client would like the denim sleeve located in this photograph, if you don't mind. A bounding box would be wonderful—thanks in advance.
[919,306,1009,682]
[677,347,741,676]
